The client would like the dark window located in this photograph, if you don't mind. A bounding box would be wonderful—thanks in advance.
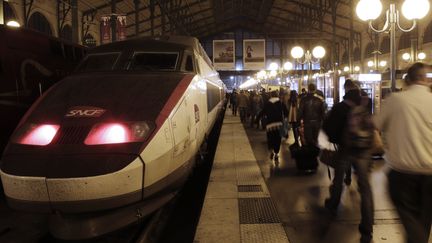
[77,53,120,72]
[380,36,390,53]
[185,55,194,72]
[28,12,52,36]
[129,52,178,71]
[364,42,375,58]
[207,82,221,111]
[60,25,73,42]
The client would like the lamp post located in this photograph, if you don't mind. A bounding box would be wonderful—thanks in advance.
[356,0,430,91]
[402,51,426,62]
[290,46,326,89]
[268,61,293,86]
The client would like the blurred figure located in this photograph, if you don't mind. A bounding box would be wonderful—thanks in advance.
[237,90,249,122]
[375,63,432,243]
[299,88,307,100]
[250,91,263,128]
[323,79,374,243]
[299,83,326,147]
[262,91,288,161]
[288,90,300,145]
[230,89,238,116]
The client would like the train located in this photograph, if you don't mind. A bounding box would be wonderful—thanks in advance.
[0,35,225,239]
[0,25,87,153]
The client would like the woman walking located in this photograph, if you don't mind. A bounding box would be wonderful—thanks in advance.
[262,91,288,160]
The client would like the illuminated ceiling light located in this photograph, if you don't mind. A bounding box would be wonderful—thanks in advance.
[354,66,361,72]
[402,53,411,61]
[291,46,304,59]
[367,60,374,67]
[269,62,279,71]
[379,60,387,67]
[312,46,326,59]
[356,0,383,21]
[402,0,430,20]
[418,52,426,60]
[283,61,293,71]
[269,70,277,77]
[6,20,21,28]
[343,66,350,72]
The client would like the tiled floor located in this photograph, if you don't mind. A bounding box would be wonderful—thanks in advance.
[195,111,432,243]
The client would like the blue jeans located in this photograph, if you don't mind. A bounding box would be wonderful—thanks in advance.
[327,149,374,241]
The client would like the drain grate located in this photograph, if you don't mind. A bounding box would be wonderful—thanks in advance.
[238,185,263,192]
[238,198,280,224]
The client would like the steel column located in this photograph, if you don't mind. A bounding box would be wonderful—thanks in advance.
[0,0,4,25]
[111,0,117,42]
[134,0,140,35]
[71,0,79,43]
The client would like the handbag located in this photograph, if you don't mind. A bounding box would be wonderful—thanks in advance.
[319,146,338,168]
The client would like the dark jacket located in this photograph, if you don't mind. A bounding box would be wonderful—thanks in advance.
[322,89,361,145]
[299,93,326,122]
[262,97,288,125]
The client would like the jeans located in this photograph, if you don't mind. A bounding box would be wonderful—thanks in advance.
[231,104,238,116]
[327,149,374,242]
[388,170,432,243]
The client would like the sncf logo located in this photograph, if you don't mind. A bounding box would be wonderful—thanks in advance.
[65,106,106,118]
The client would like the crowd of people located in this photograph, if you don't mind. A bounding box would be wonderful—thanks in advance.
[226,62,432,243]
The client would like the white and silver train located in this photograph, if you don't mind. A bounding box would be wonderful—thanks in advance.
[0,36,225,239]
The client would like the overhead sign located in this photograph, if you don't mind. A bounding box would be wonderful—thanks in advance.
[213,40,235,70]
[243,39,265,70]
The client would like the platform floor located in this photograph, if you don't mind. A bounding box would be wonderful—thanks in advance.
[194,111,431,243]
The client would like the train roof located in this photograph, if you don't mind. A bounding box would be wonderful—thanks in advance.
[90,36,200,53]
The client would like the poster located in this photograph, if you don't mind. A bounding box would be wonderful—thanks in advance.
[243,39,265,70]
[116,15,127,41]
[100,16,111,44]
[213,40,235,70]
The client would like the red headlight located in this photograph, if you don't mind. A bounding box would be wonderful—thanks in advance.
[12,124,60,146]
[84,122,152,145]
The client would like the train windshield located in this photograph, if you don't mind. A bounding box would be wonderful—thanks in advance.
[129,52,178,71]
[77,53,120,72]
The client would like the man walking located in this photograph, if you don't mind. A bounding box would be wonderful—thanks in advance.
[298,83,326,147]
[323,80,374,243]
[375,63,432,243]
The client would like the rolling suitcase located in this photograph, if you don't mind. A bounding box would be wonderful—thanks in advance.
[290,144,320,173]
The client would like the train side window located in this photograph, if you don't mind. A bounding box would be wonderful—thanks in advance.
[185,55,194,72]
[77,53,120,72]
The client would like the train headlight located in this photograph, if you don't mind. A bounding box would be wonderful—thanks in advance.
[84,121,153,145]
[12,124,60,146]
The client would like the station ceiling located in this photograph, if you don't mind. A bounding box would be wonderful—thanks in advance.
[78,0,368,40]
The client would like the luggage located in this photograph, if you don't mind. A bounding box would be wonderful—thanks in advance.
[290,144,320,173]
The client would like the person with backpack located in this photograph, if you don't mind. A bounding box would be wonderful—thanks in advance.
[262,91,288,161]
[322,79,375,243]
[375,63,432,243]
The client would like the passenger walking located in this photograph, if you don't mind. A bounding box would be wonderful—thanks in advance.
[230,90,238,116]
[298,83,326,147]
[262,91,288,161]
[237,90,249,122]
[250,91,263,128]
[375,63,432,243]
[288,90,300,145]
[322,80,375,243]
